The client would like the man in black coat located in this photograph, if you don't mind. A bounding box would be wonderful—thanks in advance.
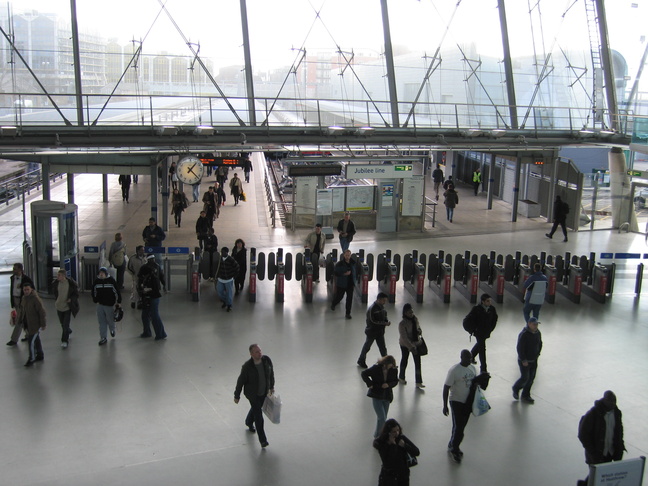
[546,195,569,242]
[357,292,391,368]
[577,391,625,486]
[234,344,275,448]
[336,212,356,252]
[463,293,498,373]
[512,317,542,404]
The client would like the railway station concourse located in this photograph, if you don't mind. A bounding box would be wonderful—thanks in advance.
[1,1,647,485]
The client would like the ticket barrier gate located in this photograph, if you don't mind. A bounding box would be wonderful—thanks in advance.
[543,264,558,304]
[556,261,582,304]
[248,248,258,303]
[191,260,201,302]
[296,249,314,303]
[354,250,373,304]
[454,251,479,303]
[479,251,505,303]
[268,248,292,303]
[505,263,533,302]
[403,250,426,303]
[581,263,614,304]
[377,250,400,304]
[427,251,451,303]
[325,249,339,292]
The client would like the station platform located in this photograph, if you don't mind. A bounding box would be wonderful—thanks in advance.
[1,155,647,486]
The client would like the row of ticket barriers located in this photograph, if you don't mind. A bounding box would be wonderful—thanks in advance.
[191,247,631,306]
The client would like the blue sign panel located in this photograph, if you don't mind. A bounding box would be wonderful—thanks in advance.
[144,247,166,254]
[84,246,99,253]
[614,253,641,259]
[167,247,190,254]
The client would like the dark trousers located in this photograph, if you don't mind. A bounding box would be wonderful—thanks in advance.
[470,337,488,372]
[197,235,207,250]
[141,297,167,339]
[26,331,44,362]
[57,310,72,343]
[311,252,321,280]
[332,286,353,315]
[548,218,567,239]
[473,181,480,195]
[449,400,471,452]
[245,395,268,444]
[513,360,538,398]
[359,331,387,364]
[121,185,130,202]
[399,346,422,384]
[116,262,126,290]
[235,272,246,293]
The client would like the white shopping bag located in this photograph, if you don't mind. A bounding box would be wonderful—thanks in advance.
[472,386,491,417]
[262,394,282,424]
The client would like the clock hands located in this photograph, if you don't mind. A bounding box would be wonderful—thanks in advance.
[187,163,197,176]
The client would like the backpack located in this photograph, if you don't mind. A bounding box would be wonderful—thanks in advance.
[563,201,570,214]
[463,314,477,335]
[113,248,125,266]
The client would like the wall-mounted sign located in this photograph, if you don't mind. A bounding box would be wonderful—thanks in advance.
[346,164,414,179]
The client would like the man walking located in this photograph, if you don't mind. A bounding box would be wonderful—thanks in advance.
[53,269,79,349]
[195,210,210,251]
[577,391,625,486]
[472,168,481,195]
[142,218,166,265]
[512,317,542,404]
[432,163,444,200]
[234,344,275,448]
[443,349,477,463]
[522,263,548,323]
[202,186,216,225]
[118,174,131,203]
[92,267,121,346]
[18,282,47,367]
[463,293,498,373]
[137,255,167,340]
[336,212,356,252]
[546,195,569,242]
[357,292,391,368]
[7,262,34,346]
[331,249,356,319]
[229,173,243,205]
[304,223,326,283]
[215,247,240,312]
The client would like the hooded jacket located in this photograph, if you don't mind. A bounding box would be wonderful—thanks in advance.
[516,325,542,362]
[578,399,625,464]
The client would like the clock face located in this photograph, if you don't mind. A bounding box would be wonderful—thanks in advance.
[176,156,204,185]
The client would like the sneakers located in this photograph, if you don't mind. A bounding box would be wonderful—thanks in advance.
[6,340,16,347]
[98,338,108,346]
[399,378,407,385]
[449,450,462,463]
[261,441,269,448]
[247,425,256,433]
[521,396,535,404]
[227,306,232,312]
[61,342,68,349]
[512,387,519,400]
[416,383,426,389]
[221,302,227,309]
[357,360,368,369]
[110,329,115,338]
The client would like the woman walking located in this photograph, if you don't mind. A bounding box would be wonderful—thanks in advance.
[398,304,425,388]
[443,184,459,223]
[373,419,420,486]
[171,188,188,227]
[231,239,247,295]
[361,355,398,438]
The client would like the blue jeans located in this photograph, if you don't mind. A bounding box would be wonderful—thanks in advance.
[57,309,72,343]
[513,359,538,398]
[371,398,390,438]
[141,297,167,339]
[446,207,454,221]
[523,302,542,323]
[339,237,350,252]
[97,304,115,340]
[217,279,234,307]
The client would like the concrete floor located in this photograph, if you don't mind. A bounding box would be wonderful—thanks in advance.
[1,156,647,486]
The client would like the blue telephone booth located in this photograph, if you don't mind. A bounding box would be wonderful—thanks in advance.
[30,200,79,295]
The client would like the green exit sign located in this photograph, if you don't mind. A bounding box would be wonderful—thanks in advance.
[628,170,642,176]
[394,165,413,171]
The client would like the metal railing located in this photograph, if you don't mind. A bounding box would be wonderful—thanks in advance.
[424,197,438,228]
[1,168,65,207]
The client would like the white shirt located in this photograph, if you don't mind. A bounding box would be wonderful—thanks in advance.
[444,363,476,403]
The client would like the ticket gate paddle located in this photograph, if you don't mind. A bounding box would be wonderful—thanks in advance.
[582,263,614,304]
[248,248,258,303]
[427,251,451,303]
[403,250,426,304]
[377,250,400,304]
[354,250,373,304]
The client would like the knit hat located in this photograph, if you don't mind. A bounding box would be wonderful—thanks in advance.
[98,267,109,276]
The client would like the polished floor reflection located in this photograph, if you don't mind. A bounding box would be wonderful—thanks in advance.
[1,165,647,486]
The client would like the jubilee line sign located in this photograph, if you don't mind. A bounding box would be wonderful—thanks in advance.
[346,164,414,179]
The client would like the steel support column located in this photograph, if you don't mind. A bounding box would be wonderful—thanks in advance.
[150,163,158,222]
[594,0,618,131]
[380,0,400,128]
[42,158,51,201]
[240,0,256,126]
[498,0,518,129]
[511,155,521,222]
[102,175,108,203]
[67,173,74,204]
[69,0,85,126]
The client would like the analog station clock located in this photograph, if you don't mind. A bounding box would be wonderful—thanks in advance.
[176,156,204,185]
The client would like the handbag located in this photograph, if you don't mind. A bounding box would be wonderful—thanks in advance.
[472,386,491,416]
[262,393,282,424]
[406,452,418,468]
[416,337,428,356]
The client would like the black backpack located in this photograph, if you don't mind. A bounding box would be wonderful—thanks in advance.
[463,314,477,335]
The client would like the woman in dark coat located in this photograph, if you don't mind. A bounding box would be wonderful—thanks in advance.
[231,238,247,295]
[373,418,420,486]
[171,188,188,227]
[361,355,398,438]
